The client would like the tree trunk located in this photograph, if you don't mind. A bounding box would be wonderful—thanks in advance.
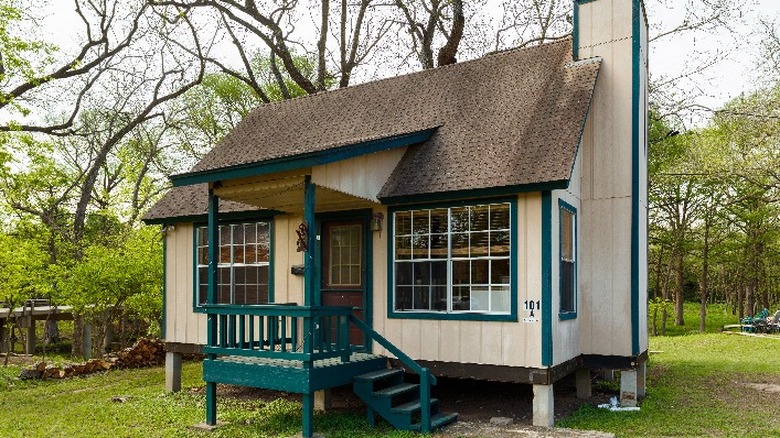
[699,219,710,333]
[675,250,685,326]
[737,285,744,321]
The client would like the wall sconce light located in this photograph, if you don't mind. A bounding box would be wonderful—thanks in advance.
[371,213,384,234]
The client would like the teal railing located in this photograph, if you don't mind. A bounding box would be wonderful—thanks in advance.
[202,304,354,364]
[348,315,437,433]
[202,304,436,433]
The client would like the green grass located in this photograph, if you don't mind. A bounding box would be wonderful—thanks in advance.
[0,361,415,437]
[559,334,780,437]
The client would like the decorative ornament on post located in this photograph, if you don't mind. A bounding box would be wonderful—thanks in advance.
[371,213,384,237]
[296,222,309,252]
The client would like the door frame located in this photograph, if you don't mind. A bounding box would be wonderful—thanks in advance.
[314,208,374,351]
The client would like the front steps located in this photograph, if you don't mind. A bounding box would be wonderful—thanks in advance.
[353,368,458,432]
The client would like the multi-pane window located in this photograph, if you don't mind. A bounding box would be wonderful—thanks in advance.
[328,224,362,287]
[393,202,511,314]
[559,205,576,315]
[196,222,271,305]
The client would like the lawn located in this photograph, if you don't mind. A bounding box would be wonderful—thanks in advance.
[0,359,413,438]
[1,302,778,437]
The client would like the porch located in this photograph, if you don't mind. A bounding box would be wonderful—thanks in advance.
[198,303,456,437]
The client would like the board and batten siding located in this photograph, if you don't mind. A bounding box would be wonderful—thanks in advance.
[312,148,406,204]
[163,214,305,346]
[371,194,544,369]
[577,0,649,357]
[164,223,206,345]
[550,148,583,366]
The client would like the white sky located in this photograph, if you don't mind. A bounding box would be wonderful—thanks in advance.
[36,0,780,128]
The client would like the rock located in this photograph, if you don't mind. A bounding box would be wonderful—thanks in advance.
[18,368,41,380]
[490,416,514,426]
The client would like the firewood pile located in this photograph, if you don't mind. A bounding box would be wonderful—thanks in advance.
[19,338,165,380]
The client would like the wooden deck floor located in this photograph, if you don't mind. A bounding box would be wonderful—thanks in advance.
[204,352,388,393]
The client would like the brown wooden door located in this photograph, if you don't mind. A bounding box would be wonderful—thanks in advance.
[321,220,365,346]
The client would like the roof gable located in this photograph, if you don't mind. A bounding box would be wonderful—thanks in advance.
[145,38,600,221]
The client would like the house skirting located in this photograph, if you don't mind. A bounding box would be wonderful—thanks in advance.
[390,350,648,385]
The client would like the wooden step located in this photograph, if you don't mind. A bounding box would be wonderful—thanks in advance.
[391,398,439,415]
[412,412,459,431]
[373,382,419,398]
[354,368,403,382]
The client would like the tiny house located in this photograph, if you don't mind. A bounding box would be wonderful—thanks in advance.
[144,1,649,434]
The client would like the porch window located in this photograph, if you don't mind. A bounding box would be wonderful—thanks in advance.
[196,222,271,306]
[559,202,576,318]
[392,202,512,316]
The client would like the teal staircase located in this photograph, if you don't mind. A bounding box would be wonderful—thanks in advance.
[353,368,458,432]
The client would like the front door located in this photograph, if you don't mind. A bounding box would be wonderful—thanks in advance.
[320,219,367,346]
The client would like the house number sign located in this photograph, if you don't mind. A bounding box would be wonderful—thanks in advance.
[523,299,540,323]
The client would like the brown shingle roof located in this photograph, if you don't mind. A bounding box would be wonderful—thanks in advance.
[143,184,259,223]
[145,38,599,221]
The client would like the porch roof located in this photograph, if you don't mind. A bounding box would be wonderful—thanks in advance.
[144,38,600,221]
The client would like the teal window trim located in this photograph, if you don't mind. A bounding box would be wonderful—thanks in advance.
[192,215,276,313]
[316,208,375,351]
[386,197,518,322]
[558,199,577,320]
[541,191,553,366]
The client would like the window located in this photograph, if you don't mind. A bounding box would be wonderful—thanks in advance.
[196,222,271,306]
[392,202,512,316]
[559,202,576,317]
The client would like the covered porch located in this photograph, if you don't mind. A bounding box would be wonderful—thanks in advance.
[184,147,454,436]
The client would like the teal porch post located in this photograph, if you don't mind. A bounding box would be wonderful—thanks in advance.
[302,393,314,438]
[206,186,219,425]
[302,176,316,437]
[303,175,316,306]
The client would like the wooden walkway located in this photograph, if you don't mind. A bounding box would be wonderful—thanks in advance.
[0,305,74,354]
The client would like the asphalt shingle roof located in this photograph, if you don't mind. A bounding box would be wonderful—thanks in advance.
[144,38,600,222]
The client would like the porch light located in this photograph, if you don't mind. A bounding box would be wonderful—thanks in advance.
[371,213,384,234]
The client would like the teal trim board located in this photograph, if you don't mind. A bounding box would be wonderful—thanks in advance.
[379,180,567,206]
[631,0,642,356]
[206,189,219,350]
[386,197,519,322]
[541,191,552,367]
[161,227,167,339]
[171,128,437,187]
[558,199,578,321]
[314,209,374,350]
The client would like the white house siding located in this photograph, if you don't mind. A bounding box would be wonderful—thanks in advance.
[551,149,583,366]
[164,223,206,345]
[164,213,306,346]
[272,214,305,305]
[577,0,648,357]
[312,148,407,203]
[371,195,544,369]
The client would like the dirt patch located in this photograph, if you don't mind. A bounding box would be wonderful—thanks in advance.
[205,372,617,437]
[742,383,780,394]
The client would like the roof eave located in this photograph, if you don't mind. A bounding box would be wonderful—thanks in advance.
[170,127,439,187]
[378,179,570,206]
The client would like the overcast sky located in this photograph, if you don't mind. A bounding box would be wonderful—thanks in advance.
[39,1,780,128]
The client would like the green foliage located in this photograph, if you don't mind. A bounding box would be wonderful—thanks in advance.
[0,0,58,111]
[0,232,50,305]
[59,226,162,324]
